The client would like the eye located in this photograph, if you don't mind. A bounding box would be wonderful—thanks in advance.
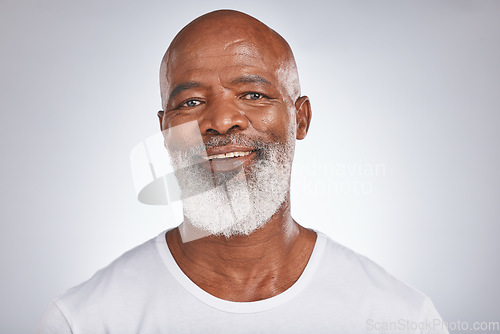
[180,99,202,108]
[243,92,264,100]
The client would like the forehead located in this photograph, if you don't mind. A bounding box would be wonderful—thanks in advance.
[164,33,284,87]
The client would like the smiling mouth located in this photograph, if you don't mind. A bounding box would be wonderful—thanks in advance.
[200,150,255,161]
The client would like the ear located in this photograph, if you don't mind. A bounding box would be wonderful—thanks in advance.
[294,96,312,140]
[157,110,164,131]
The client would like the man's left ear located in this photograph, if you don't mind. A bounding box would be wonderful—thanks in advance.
[294,96,312,140]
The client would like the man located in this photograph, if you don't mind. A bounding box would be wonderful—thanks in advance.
[37,10,448,333]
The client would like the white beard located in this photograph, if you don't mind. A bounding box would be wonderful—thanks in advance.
[168,129,295,239]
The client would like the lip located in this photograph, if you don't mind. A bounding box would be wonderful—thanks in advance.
[204,144,255,157]
[196,145,257,172]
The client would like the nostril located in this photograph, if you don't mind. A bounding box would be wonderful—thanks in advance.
[205,128,221,135]
[199,108,248,135]
[227,125,240,133]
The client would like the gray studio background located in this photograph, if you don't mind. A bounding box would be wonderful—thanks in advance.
[1,0,499,333]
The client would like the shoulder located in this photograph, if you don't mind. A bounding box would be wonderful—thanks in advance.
[52,232,168,318]
[313,231,434,317]
[69,233,160,289]
[35,300,72,334]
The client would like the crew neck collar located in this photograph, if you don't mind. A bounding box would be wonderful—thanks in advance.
[155,228,326,313]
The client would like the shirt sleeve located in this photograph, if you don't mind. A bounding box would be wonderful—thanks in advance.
[35,301,73,334]
[419,298,450,334]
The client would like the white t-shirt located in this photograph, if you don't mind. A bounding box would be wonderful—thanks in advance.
[36,230,449,333]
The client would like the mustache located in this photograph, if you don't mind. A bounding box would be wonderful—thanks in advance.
[188,134,270,156]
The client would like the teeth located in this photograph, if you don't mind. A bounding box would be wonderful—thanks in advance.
[202,151,253,160]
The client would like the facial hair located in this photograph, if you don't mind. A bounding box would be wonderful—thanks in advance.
[167,128,295,239]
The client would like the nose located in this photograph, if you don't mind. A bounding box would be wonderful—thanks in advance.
[198,97,249,135]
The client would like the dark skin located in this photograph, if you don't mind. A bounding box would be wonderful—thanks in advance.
[157,10,315,302]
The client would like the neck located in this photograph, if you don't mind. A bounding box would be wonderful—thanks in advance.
[165,199,317,301]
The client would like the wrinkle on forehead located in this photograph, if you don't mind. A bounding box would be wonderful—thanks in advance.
[223,40,262,60]
[224,38,245,50]
[160,10,301,105]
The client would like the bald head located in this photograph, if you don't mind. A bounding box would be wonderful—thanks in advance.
[156,11,312,237]
[159,10,301,108]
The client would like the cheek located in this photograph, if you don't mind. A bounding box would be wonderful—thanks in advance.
[163,113,197,128]
[259,112,279,128]
[248,107,292,139]
[162,117,204,152]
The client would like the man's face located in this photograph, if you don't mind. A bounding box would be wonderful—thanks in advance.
[161,36,297,156]
[158,29,302,238]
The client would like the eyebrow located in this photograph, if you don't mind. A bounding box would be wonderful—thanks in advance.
[169,81,201,100]
[231,74,271,86]
[168,75,271,100]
